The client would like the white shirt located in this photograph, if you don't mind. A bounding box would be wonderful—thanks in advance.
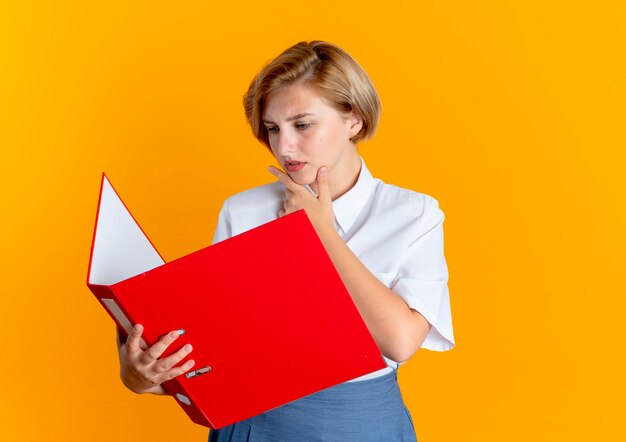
[212,158,455,381]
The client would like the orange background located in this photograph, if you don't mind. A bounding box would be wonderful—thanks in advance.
[1,1,624,441]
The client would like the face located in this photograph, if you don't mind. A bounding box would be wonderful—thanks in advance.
[262,83,363,190]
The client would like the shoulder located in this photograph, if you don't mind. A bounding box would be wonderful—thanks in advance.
[221,181,284,215]
[372,179,444,223]
[217,181,284,237]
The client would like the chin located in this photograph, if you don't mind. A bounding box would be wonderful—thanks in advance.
[288,171,316,186]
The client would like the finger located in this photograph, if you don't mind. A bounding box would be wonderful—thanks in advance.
[125,324,144,353]
[165,359,196,380]
[316,167,331,204]
[155,344,193,372]
[142,330,181,364]
[268,166,301,192]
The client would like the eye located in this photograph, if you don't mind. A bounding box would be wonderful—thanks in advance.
[296,123,312,130]
[265,126,279,133]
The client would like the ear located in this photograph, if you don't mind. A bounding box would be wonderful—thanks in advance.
[347,112,364,139]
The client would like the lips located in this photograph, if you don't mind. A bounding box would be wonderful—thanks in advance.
[284,160,307,172]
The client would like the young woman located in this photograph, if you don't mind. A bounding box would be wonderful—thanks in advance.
[117,41,455,441]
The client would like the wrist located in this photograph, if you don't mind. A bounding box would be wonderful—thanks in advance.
[123,379,167,396]
[315,221,341,246]
[146,384,168,396]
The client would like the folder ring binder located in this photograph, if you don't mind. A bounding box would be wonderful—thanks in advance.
[176,393,192,405]
[186,366,212,379]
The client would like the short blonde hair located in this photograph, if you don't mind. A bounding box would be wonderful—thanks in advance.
[243,41,381,148]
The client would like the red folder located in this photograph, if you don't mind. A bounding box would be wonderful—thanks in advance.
[86,174,386,429]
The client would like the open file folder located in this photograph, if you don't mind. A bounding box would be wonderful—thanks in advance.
[86,174,386,429]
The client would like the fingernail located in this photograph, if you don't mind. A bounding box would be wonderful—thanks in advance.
[268,166,275,173]
[187,360,195,368]
[169,331,179,339]
[319,167,327,176]
[184,344,192,352]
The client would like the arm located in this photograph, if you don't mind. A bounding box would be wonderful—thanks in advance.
[314,222,431,363]
[269,166,431,363]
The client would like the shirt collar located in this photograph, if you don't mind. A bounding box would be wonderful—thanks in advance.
[329,157,377,235]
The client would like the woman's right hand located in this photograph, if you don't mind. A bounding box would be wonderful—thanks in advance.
[117,324,195,395]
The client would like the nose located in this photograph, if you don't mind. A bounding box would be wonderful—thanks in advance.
[275,130,296,157]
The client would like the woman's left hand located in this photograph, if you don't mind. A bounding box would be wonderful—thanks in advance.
[268,166,335,234]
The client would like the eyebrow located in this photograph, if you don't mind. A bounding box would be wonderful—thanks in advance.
[262,113,315,124]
